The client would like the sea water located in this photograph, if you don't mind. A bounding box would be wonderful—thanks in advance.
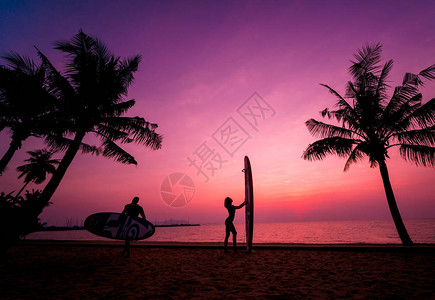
[26,219,435,244]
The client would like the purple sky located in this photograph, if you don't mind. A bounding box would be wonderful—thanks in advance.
[1,0,434,226]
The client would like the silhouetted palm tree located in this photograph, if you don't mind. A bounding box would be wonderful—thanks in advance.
[36,31,162,204]
[15,149,60,197]
[0,55,56,174]
[303,43,434,246]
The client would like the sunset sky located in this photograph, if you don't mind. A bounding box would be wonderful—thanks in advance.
[1,0,434,226]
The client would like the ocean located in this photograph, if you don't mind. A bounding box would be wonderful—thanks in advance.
[26,219,435,244]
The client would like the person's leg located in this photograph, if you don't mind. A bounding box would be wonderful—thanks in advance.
[121,240,127,256]
[229,223,237,252]
[224,225,231,253]
[126,239,130,257]
[122,239,130,257]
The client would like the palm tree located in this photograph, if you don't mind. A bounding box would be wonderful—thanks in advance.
[302,43,434,246]
[36,30,162,204]
[15,149,60,197]
[0,55,56,174]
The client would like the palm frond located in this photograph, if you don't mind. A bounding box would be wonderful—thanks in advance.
[345,81,358,99]
[132,127,162,149]
[405,98,435,128]
[305,119,354,139]
[343,143,366,172]
[44,134,73,152]
[103,100,136,117]
[102,116,147,131]
[16,165,30,177]
[320,84,348,111]
[94,38,113,65]
[375,59,393,98]
[101,139,137,165]
[394,96,434,133]
[320,84,360,128]
[35,46,77,99]
[399,144,435,167]
[1,52,37,74]
[117,56,141,91]
[302,137,355,161]
[54,29,96,57]
[402,72,423,86]
[101,116,162,148]
[94,124,132,143]
[55,31,101,85]
[384,93,423,131]
[44,134,98,155]
[349,43,382,79]
[403,64,435,86]
[394,126,435,147]
[419,64,435,81]
[79,143,100,155]
[382,86,420,122]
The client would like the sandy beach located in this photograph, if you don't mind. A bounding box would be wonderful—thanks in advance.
[1,242,434,299]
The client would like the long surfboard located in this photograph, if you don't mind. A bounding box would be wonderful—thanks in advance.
[84,212,155,240]
[244,156,254,252]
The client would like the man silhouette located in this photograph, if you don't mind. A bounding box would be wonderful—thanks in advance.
[120,197,146,257]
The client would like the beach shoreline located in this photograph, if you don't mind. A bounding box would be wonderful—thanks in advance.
[16,239,435,251]
[2,241,434,299]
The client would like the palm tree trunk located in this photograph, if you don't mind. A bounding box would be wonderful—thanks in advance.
[16,181,30,198]
[0,138,23,175]
[39,131,86,203]
[378,159,414,246]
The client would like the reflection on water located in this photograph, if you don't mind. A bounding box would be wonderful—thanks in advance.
[26,219,435,244]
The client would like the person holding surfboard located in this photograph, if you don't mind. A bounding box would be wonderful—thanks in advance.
[224,197,246,253]
[120,197,146,257]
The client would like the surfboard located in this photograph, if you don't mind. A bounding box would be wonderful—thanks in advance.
[244,156,254,252]
[84,212,155,240]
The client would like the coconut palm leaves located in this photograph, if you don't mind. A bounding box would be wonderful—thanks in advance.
[36,30,162,203]
[15,149,59,197]
[303,43,434,245]
[0,54,56,174]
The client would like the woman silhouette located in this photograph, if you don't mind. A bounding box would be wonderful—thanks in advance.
[224,197,246,253]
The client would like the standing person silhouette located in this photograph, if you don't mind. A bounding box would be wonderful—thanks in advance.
[120,197,146,257]
[224,197,246,253]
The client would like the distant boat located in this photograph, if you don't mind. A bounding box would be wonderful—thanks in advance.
[155,224,200,227]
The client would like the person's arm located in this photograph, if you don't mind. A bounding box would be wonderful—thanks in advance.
[121,205,127,215]
[118,205,128,224]
[140,207,146,220]
[235,200,247,209]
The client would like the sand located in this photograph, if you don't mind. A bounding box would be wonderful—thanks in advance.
[1,242,434,299]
